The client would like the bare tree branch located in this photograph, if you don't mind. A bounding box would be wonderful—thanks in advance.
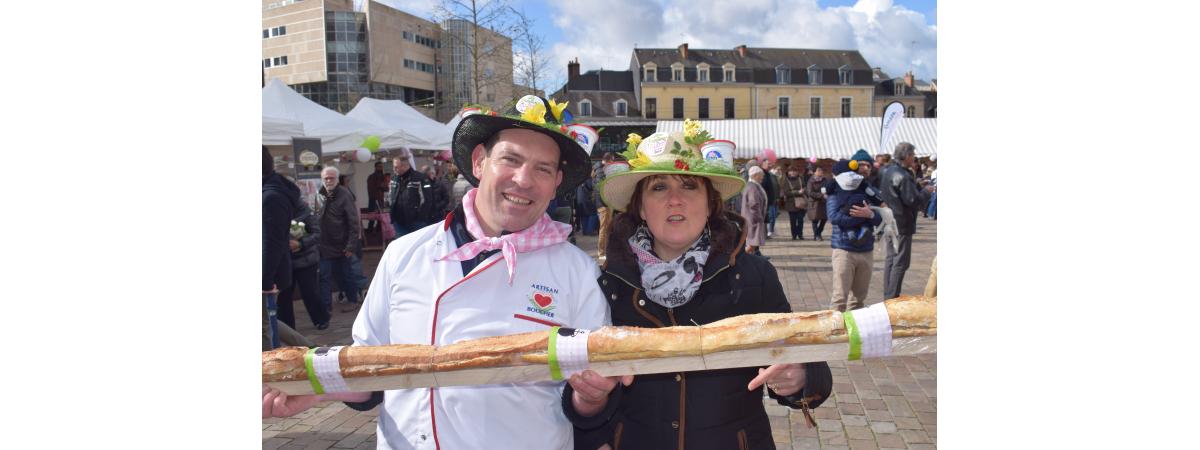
[434,0,516,116]
[510,7,549,97]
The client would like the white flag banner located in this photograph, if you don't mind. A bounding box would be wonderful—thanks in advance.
[879,101,906,157]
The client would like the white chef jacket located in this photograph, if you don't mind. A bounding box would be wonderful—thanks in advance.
[352,218,611,450]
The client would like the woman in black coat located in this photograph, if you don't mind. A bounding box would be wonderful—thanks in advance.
[563,169,833,450]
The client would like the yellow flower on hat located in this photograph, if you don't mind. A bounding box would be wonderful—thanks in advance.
[626,133,642,146]
[628,150,652,169]
[521,102,548,125]
[548,98,569,122]
[849,160,859,170]
[683,119,701,139]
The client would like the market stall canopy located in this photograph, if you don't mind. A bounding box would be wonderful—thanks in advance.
[346,98,450,150]
[261,78,415,153]
[656,118,937,160]
[263,115,304,146]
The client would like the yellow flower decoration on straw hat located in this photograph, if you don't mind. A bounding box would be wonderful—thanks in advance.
[548,98,569,122]
[521,102,548,125]
[626,133,642,146]
[628,150,652,169]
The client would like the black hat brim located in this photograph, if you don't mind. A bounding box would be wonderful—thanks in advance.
[451,114,591,197]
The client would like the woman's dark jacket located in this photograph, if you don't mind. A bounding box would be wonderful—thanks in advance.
[563,212,832,450]
[290,204,322,269]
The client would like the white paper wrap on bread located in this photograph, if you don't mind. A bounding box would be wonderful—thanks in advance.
[263,296,936,395]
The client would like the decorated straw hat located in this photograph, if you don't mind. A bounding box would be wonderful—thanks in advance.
[598,119,746,212]
[451,95,593,196]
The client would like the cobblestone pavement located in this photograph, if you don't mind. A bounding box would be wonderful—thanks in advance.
[264,216,937,449]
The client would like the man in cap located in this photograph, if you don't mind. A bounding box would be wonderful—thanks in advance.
[263,96,610,450]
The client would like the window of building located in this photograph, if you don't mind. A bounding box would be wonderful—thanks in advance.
[403,59,435,73]
[778,97,790,118]
[274,26,287,37]
[673,98,684,119]
[810,97,821,118]
[839,65,852,85]
[906,105,916,117]
[263,29,269,39]
[841,97,852,117]
[723,63,736,82]
[614,100,628,117]
[775,65,791,84]
[646,98,657,119]
[263,58,271,68]
[272,55,288,66]
[698,98,709,119]
[808,65,822,85]
[724,98,735,119]
[403,31,412,40]
[579,100,592,116]
[672,63,684,82]
[697,63,710,82]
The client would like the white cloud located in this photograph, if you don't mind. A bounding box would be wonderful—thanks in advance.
[544,0,936,86]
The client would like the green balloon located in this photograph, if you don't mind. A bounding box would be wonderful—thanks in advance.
[362,135,381,152]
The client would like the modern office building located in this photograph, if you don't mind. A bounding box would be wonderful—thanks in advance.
[262,0,514,119]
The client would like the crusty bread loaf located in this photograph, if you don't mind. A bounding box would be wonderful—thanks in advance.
[261,344,435,383]
[585,326,702,362]
[263,297,937,383]
[432,331,550,371]
[882,295,937,337]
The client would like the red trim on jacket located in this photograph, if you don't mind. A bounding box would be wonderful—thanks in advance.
[428,256,503,450]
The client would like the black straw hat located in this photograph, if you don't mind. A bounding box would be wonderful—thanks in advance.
[451,95,591,197]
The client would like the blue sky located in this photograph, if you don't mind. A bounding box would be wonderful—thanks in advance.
[380,0,937,92]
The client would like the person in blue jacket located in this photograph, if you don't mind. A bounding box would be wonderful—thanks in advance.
[826,158,883,312]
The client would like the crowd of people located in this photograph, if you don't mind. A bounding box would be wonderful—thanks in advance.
[262,96,935,449]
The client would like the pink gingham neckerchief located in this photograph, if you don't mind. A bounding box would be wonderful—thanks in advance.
[435,188,571,284]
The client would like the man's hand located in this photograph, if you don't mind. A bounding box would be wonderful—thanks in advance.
[263,385,322,419]
[569,370,633,417]
[849,201,875,219]
[344,250,354,258]
[747,363,807,397]
[289,240,300,252]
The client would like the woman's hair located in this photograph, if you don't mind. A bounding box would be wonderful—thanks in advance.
[611,174,724,236]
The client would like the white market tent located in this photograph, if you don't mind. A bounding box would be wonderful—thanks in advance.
[263,115,304,146]
[262,78,415,153]
[346,98,451,150]
[656,117,937,160]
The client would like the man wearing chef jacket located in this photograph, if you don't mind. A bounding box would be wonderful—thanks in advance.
[264,96,613,450]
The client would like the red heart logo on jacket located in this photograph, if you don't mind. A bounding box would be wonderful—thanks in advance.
[533,293,553,308]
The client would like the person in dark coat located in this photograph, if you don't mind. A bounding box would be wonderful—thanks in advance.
[805,167,829,240]
[317,166,362,315]
[779,162,808,240]
[276,202,330,330]
[561,129,832,450]
[878,142,932,299]
[262,147,314,350]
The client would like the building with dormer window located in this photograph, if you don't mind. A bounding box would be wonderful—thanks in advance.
[630,44,876,120]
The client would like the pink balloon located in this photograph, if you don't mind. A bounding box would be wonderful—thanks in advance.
[809,156,818,163]
[763,148,778,163]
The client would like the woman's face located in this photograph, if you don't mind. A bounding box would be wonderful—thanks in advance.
[638,175,711,255]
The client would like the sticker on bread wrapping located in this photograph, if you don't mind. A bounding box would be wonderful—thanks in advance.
[844,303,893,360]
[304,346,349,395]
[547,327,590,381]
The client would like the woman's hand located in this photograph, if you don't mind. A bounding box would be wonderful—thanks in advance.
[569,370,634,417]
[746,363,807,397]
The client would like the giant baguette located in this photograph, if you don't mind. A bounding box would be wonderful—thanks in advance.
[262,296,936,384]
